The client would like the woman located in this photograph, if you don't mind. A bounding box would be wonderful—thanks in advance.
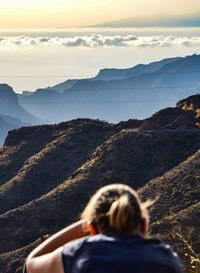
[26,184,183,273]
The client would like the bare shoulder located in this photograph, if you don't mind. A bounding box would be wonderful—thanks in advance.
[26,247,64,273]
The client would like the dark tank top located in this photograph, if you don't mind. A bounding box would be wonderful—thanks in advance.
[62,234,183,273]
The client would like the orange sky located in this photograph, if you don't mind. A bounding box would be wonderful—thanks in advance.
[0,0,200,28]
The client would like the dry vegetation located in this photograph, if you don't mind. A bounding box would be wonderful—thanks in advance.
[0,95,200,272]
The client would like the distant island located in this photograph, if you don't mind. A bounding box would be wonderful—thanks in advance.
[92,12,200,28]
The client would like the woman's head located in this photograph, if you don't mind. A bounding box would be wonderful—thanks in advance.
[82,184,150,236]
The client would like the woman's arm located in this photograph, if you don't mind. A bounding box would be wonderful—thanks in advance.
[26,219,87,273]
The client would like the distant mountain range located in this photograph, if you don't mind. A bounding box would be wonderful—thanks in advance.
[91,57,182,81]
[18,54,200,123]
[0,84,46,145]
[92,12,200,28]
[0,84,43,124]
[0,114,29,146]
[0,94,199,273]
[0,54,200,146]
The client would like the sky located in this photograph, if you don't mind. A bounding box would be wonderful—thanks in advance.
[0,0,200,28]
[0,0,200,92]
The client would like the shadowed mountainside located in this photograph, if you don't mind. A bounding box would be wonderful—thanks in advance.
[139,149,200,266]
[0,120,114,214]
[0,95,200,272]
[0,114,29,146]
[92,57,182,81]
[18,54,200,123]
[0,84,45,125]
[0,84,45,146]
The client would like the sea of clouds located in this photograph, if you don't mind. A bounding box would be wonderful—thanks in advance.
[0,34,200,49]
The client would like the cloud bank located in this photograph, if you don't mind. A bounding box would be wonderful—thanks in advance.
[0,35,200,49]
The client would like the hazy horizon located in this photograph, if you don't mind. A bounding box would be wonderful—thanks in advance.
[0,27,200,93]
[0,0,200,28]
[1,0,200,92]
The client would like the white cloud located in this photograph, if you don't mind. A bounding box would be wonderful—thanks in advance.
[0,34,200,49]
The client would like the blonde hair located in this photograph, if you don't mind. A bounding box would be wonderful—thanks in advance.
[82,184,151,235]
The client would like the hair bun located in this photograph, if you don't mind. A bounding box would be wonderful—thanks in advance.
[108,194,138,233]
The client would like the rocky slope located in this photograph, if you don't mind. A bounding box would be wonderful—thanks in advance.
[139,149,200,267]
[0,95,200,272]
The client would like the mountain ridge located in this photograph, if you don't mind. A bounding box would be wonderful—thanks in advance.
[91,57,182,81]
[0,84,45,125]
[0,94,200,272]
[0,53,200,272]
[92,12,200,28]
[0,113,30,146]
[18,54,200,123]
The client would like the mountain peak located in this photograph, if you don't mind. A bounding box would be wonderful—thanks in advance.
[0,84,17,101]
[0,83,14,92]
